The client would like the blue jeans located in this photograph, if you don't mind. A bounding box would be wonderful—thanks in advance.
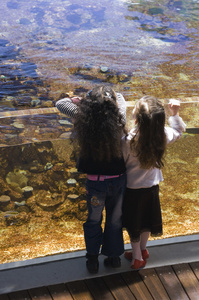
[83,174,126,257]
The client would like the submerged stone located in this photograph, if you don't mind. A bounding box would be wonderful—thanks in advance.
[0,195,11,204]
[100,66,109,73]
[19,18,31,25]
[31,99,41,107]
[68,194,79,201]
[148,7,164,15]
[67,178,77,185]
[12,122,25,129]
[6,170,28,189]
[36,190,64,211]
[78,200,87,211]
[14,200,26,207]
[58,120,72,125]
[44,162,53,170]
[22,186,33,198]
[7,2,19,9]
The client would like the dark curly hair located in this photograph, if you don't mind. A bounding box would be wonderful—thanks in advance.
[130,96,167,169]
[72,86,126,162]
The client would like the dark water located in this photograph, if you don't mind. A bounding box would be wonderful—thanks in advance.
[0,0,199,264]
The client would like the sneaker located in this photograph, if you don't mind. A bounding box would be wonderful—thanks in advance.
[104,256,121,268]
[86,253,99,274]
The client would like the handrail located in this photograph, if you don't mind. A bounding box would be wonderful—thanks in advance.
[0,100,198,118]
[0,103,198,133]
[0,107,59,119]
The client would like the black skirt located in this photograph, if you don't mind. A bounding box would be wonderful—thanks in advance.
[122,185,162,242]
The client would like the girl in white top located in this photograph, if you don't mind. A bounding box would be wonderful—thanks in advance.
[122,96,186,270]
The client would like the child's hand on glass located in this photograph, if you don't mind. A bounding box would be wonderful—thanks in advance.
[71,97,82,104]
[168,99,180,116]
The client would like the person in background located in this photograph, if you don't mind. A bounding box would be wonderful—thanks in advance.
[122,96,186,270]
[56,86,127,274]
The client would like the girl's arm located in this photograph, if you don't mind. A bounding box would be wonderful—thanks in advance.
[166,99,186,144]
[56,97,79,118]
[116,93,126,123]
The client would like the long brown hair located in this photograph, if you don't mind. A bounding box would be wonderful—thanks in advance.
[72,86,126,162]
[130,96,167,169]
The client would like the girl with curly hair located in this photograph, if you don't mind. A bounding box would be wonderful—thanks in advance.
[56,86,127,274]
[122,96,186,270]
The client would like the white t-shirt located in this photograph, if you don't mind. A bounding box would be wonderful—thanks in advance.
[122,115,186,189]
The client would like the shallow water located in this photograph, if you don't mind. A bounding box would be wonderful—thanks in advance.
[0,0,199,264]
[0,0,199,110]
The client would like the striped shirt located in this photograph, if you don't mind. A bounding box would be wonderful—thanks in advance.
[55,93,126,122]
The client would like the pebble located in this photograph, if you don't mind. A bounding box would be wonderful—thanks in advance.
[67,178,77,185]
[15,200,26,207]
[44,162,53,170]
[58,120,72,125]
[12,122,25,129]
[22,186,33,198]
[100,66,109,73]
[0,195,11,204]
[68,194,79,201]
[31,99,41,107]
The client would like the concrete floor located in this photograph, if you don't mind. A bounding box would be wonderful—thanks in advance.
[0,234,199,295]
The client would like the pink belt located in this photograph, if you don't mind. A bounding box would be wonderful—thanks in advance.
[87,174,123,181]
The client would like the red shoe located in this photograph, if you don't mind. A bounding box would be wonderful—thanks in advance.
[124,249,149,261]
[142,249,149,260]
[131,259,146,270]
[124,251,132,261]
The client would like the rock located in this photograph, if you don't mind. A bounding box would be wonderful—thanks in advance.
[29,161,44,173]
[58,120,72,125]
[67,187,78,194]
[12,122,25,129]
[14,200,26,207]
[31,99,41,107]
[4,211,29,226]
[179,73,189,81]
[3,210,18,217]
[22,186,33,198]
[67,178,77,185]
[51,139,73,163]
[78,200,87,212]
[6,169,28,189]
[148,7,164,15]
[16,206,30,213]
[100,66,109,73]
[78,174,87,185]
[59,132,71,139]
[19,18,31,25]
[0,195,11,205]
[0,178,22,201]
[52,163,65,173]
[68,167,78,173]
[41,100,53,107]
[44,162,53,170]
[68,194,79,201]
[35,190,65,211]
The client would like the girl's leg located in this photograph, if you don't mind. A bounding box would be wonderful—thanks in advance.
[101,175,126,257]
[130,238,146,270]
[140,231,150,260]
[140,231,150,251]
[83,180,105,256]
[131,240,142,262]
